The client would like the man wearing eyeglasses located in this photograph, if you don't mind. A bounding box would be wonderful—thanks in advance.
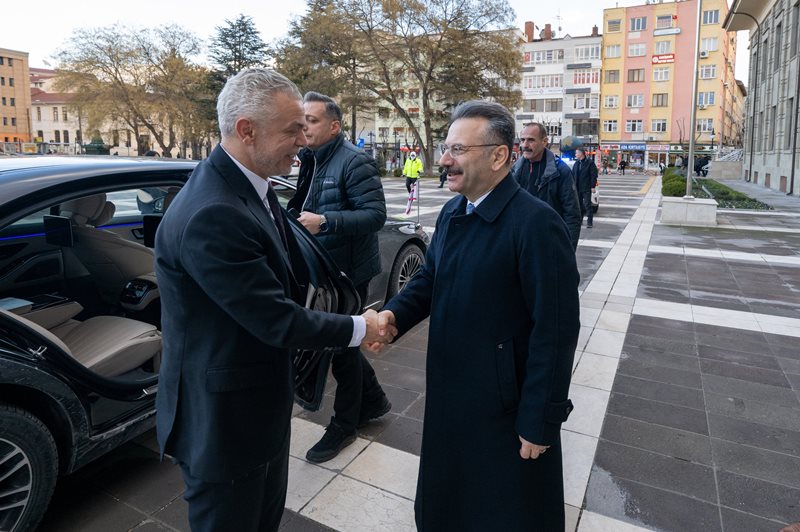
[371,101,580,531]
[512,123,581,250]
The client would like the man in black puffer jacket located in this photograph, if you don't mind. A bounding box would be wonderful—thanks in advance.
[288,92,391,463]
[512,122,581,250]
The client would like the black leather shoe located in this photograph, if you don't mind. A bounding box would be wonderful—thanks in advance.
[306,420,356,463]
[357,396,392,428]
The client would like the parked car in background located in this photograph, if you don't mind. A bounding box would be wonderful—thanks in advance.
[0,156,427,531]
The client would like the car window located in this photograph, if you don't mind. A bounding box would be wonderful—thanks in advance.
[271,181,295,208]
[2,207,53,237]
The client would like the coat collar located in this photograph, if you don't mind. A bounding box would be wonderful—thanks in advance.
[447,173,519,224]
[308,132,345,168]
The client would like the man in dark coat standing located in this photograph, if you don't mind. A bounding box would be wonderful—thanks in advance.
[288,92,391,464]
[155,69,392,532]
[573,147,598,229]
[372,101,580,531]
[512,122,581,249]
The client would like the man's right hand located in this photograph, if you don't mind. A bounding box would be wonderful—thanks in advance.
[362,310,397,352]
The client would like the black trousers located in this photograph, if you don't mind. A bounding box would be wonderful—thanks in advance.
[331,281,386,432]
[180,432,289,532]
[405,177,418,194]
[579,190,593,226]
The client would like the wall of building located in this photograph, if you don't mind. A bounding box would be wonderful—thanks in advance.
[0,48,32,149]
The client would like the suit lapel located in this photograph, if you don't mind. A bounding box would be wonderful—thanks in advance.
[209,146,297,283]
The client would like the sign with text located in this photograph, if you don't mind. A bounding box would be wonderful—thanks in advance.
[620,143,646,151]
[652,54,675,64]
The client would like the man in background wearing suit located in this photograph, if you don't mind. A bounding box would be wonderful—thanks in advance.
[154,69,393,532]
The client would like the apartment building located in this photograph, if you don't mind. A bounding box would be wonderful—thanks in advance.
[516,23,602,154]
[725,0,800,195]
[0,48,32,151]
[600,0,741,171]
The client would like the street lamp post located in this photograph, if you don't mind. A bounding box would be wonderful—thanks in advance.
[685,0,704,197]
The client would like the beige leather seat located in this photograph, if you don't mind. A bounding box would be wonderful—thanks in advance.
[60,194,155,304]
[0,304,161,378]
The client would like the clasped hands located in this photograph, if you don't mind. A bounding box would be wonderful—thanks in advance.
[360,310,397,352]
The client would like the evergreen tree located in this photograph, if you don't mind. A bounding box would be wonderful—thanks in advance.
[208,14,270,79]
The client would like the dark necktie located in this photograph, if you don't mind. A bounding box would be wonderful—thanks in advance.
[265,183,289,253]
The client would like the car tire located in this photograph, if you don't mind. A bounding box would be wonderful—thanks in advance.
[386,244,424,300]
[0,404,58,532]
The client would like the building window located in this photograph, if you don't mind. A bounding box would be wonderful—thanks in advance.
[626,94,644,108]
[545,123,562,137]
[702,9,720,24]
[408,89,419,99]
[605,45,621,58]
[762,37,770,73]
[630,17,647,31]
[378,108,390,118]
[53,107,59,121]
[523,74,563,88]
[774,22,783,71]
[792,4,799,58]
[574,95,599,109]
[9,98,14,107]
[7,58,12,67]
[527,49,564,64]
[652,93,669,107]
[603,95,619,108]
[625,120,643,132]
[627,68,645,82]
[699,64,717,78]
[62,108,68,121]
[408,107,420,119]
[573,69,600,85]
[653,67,670,81]
[607,19,621,32]
[572,119,598,136]
[700,37,718,52]
[696,118,714,132]
[37,130,43,140]
[36,107,41,121]
[125,130,130,147]
[522,99,562,112]
[11,118,15,126]
[651,119,668,132]
[378,127,389,138]
[575,45,601,60]
[698,91,715,106]
[0,77,3,86]
[604,70,620,83]
[655,41,672,54]
[656,15,673,29]
[602,119,618,133]
[54,130,61,143]
[1,97,5,105]
[628,43,646,57]
[8,78,13,87]
[787,97,795,149]
[1,118,6,126]
[0,57,3,65]
[63,130,69,144]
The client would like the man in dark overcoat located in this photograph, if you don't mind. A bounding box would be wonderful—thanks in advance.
[573,147,598,228]
[155,69,391,532]
[373,101,580,530]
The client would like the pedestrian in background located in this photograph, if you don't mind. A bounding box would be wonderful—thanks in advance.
[154,69,391,532]
[573,147,598,229]
[438,165,447,188]
[372,100,580,531]
[288,91,392,464]
[512,122,581,250]
[618,159,627,175]
[403,151,423,193]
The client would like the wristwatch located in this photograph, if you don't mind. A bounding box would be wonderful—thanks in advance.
[319,215,329,233]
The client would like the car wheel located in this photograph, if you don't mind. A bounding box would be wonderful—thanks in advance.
[387,244,424,300]
[0,404,58,532]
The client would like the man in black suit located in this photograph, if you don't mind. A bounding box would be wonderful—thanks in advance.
[154,69,393,532]
[573,147,598,229]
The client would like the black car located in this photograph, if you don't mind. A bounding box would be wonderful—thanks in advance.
[0,156,427,531]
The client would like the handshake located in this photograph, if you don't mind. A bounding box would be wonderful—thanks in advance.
[360,310,397,352]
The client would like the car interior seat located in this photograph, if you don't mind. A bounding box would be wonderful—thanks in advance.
[60,194,155,304]
[0,304,161,378]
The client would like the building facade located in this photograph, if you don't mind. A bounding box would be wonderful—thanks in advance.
[725,0,800,195]
[600,0,741,171]
[0,48,32,152]
[516,23,602,155]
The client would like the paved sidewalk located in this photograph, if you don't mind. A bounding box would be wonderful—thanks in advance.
[578,177,800,531]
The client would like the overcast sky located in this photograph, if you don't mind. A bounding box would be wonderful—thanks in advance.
[5,0,749,81]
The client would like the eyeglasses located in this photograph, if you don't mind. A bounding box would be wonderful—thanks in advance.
[438,143,501,157]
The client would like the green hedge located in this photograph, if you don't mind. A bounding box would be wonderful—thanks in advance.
[662,179,687,197]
